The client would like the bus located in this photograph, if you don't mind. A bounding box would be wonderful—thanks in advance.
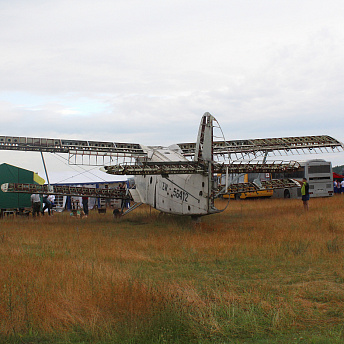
[271,159,333,199]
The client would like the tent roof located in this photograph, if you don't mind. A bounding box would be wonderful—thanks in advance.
[333,172,344,179]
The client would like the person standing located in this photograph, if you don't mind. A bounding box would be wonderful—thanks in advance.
[301,177,310,211]
[82,196,89,217]
[31,193,41,217]
[42,195,52,215]
[47,194,55,215]
[119,182,126,212]
[341,179,344,195]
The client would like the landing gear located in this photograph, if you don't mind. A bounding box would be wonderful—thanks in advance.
[191,215,202,223]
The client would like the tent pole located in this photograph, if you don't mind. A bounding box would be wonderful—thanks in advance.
[40,151,51,189]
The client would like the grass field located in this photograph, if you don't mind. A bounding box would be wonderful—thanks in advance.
[1,196,344,343]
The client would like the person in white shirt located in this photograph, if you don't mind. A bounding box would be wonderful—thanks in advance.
[42,194,55,215]
[47,194,55,215]
[341,180,344,194]
[30,193,41,217]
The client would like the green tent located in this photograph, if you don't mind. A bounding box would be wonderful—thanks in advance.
[0,163,45,209]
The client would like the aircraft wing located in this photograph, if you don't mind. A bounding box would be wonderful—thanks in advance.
[2,134,342,159]
[102,160,300,175]
[0,135,146,157]
[216,178,301,197]
[1,182,130,199]
[178,135,344,157]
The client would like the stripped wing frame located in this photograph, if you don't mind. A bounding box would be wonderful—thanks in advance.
[178,135,344,158]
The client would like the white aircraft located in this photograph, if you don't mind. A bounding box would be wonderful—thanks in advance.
[1,112,343,217]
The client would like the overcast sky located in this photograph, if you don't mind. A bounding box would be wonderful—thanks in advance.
[1,0,344,182]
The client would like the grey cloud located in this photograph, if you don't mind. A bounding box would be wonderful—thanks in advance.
[1,0,344,172]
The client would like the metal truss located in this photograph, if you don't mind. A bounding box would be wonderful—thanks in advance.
[1,134,342,163]
[217,178,300,195]
[178,135,344,157]
[213,160,300,174]
[103,161,208,176]
[103,160,300,176]
[1,183,130,199]
[0,135,146,158]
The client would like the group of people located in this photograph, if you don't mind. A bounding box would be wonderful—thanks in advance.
[30,193,55,217]
[29,180,313,216]
[334,180,344,194]
[29,182,129,218]
[82,182,129,218]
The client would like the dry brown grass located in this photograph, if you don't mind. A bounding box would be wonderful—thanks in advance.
[1,196,344,342]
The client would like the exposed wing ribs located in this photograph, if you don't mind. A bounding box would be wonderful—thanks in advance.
[0,135,145,157]
[103,161,207,175]
[217,179,301,195]
[178,135,344,157]
[1,182,129,199]
[103,160,300,175]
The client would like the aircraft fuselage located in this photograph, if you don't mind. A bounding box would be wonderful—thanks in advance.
[132,145,213,216]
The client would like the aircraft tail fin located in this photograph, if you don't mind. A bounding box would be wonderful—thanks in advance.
[194,112,214,162]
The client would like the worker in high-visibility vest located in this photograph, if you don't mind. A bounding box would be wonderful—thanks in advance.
[301,177,310,211]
